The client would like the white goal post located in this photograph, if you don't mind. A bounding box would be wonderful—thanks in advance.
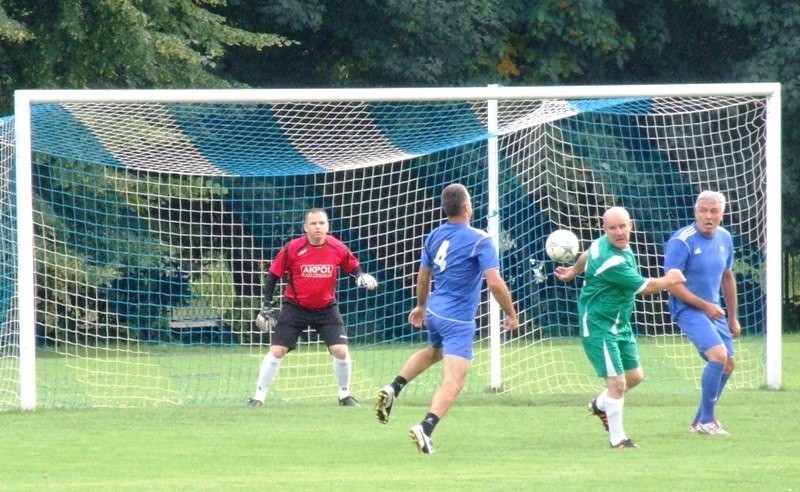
[5,83,782,411]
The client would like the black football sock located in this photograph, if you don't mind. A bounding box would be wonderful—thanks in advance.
[421,412,440,436]
[391,376,408,397]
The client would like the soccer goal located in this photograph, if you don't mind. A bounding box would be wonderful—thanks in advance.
[1,84,781,410]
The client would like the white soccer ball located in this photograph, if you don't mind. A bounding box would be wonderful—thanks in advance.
[546,229,580,263]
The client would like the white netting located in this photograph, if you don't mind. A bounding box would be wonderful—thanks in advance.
[1,88,774,409]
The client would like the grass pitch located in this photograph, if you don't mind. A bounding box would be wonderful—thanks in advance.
[1,335,798,491]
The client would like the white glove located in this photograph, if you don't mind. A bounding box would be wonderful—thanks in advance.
[356,274,378,290]
[255,302,278,332]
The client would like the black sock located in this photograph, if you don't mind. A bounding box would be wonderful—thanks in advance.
[391,376,408,397]
[421,412,439,436]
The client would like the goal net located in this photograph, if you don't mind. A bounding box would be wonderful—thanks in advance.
[1,85,781,410]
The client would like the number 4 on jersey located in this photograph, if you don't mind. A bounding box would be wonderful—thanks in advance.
[433,240,450,271]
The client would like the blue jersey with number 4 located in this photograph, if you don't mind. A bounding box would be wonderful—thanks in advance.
[420,221,500,323]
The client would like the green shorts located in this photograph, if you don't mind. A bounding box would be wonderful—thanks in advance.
[581,326,641,378]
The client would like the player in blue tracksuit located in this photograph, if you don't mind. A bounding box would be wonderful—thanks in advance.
[664,190,740,436]
[374,183,518,454]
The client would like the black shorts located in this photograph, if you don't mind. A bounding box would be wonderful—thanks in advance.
[271,301,347,350]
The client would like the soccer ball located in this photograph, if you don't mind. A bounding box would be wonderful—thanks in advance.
[546,229,580,263]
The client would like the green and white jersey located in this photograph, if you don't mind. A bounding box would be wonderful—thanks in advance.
[578,235,648,336]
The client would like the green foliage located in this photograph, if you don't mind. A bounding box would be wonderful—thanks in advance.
[498,0,634,84]
[225,0,510,86]
[0,5,30,43]
[172,254,238,322]
[3,0,798,331]
[32,155,263,343]
[34,157,162,342]
[227,0,640,87]
[705,0,800,253]
[0,0,296,113]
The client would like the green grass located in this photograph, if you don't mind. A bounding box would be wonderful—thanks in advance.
[27,333,771,408]
[1,335,799,491]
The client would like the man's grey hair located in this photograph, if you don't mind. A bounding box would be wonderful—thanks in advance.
[695,190,726,212]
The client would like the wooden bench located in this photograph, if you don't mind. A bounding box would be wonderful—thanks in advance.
[168,317,221,330]
[168,316,229,344]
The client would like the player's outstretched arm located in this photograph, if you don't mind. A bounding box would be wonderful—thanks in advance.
[554,251,587,282]
[640,268,686,295]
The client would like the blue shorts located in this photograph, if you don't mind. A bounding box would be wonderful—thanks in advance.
[673,309,734,359]
[425,312,476,360]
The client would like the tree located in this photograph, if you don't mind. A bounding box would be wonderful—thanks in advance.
[2,0,796,335]
[619,0,797,251]
[496,0,634,84]
[224,0,640,88]
[0,0,299,339]
[706,0,800,250]
[0,0,295,114]
[224,0,510,87]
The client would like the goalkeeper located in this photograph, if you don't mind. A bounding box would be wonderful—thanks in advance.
[248,208,378,408]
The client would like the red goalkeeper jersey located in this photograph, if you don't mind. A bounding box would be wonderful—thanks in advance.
[269,235,360,309]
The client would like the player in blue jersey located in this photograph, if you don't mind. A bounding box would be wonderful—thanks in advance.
[555,206,685,449]
[664,191,740,436]
[374,183,518,454]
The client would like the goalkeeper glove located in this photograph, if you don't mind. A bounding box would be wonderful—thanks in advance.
[356,273,378,290]
[255,301,278,332]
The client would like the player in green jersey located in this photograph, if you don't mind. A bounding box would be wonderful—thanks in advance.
[555,206,685,449]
